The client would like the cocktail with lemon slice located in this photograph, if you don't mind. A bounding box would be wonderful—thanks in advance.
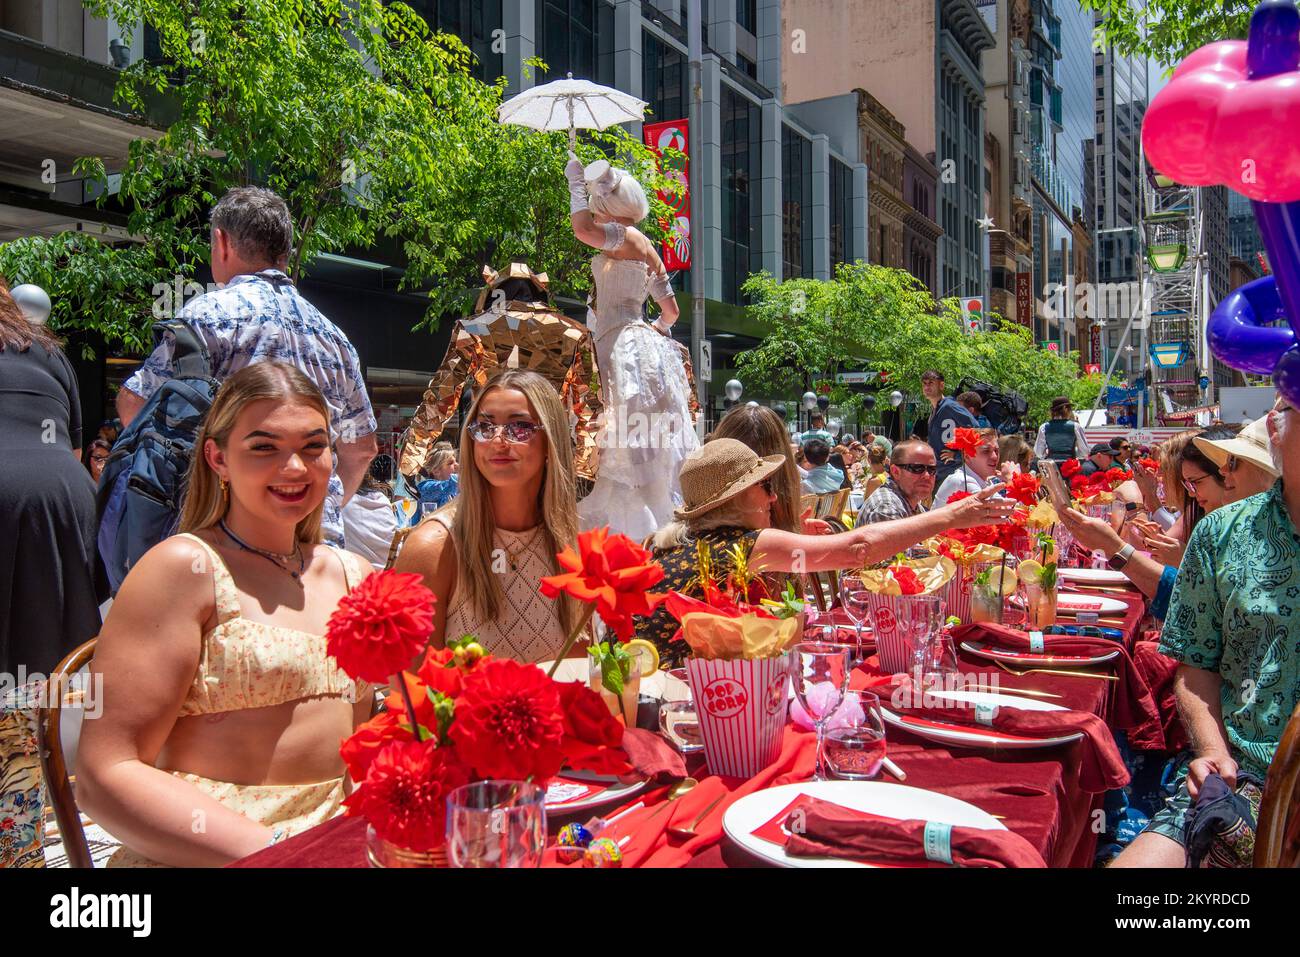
[588,638,659,726]
[1016,557,1059,629]
[970,561,1019,624]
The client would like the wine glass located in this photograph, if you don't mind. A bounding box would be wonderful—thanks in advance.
[445,780,546,868]
[789,642,851,781]
[897,594,945,685]
[838,572,872,666]
[823,692,888,780]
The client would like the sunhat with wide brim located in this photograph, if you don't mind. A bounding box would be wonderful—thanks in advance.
[1193,417,1280,478]
[674,438,786,521]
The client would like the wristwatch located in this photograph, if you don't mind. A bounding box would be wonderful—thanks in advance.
[1107,542,1136,571]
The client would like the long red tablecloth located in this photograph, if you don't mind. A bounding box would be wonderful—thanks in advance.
[233,583,1162,869]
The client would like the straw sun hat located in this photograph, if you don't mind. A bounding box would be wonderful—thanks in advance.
[674,438,786,521]
[1193,418,1280,478]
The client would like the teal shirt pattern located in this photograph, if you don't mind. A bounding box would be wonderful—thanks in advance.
[1159,481,1300,778]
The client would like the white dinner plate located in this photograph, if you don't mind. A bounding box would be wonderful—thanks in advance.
[722,781,1006,868]
[878,687,1083,750]
[960,640,1120,667]
[1009,592,1128,616]
[1057,567,1130,585]
[544,776,646,814]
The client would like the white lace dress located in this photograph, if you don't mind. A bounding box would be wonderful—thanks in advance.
[579,255,700,541]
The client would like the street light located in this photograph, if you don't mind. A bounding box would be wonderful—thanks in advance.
[724,379,743,402]
[11,284,51,325]
[889,390,904,408]
[802,391,818,411]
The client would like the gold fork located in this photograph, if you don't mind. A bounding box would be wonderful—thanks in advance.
[993,659,1118,681]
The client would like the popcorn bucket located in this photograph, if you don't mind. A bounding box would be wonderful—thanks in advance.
[867,593,946,674]
[685,654,791,778]
[946,567,975,626]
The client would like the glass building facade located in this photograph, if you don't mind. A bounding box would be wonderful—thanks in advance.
[782,124,814,279]
[409,0,505,82]
[721,85,762,304]
[534,0,615,83]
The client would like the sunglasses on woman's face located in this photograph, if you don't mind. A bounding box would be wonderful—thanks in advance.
[896,462,938,476]
[467,419,541,444]
[1182,472,1216,496]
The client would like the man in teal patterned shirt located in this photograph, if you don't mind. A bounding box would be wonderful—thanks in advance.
[1113,401,1300,867]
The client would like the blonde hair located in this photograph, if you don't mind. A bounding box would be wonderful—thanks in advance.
[178,362,328,543]
[587,168,650,222]
[447,369,579,633]
[711,404,800,534]
[427,447,456,477]
[651,498,755,551]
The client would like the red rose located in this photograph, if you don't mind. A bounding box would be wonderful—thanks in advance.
[540,526,668,639]
[1004,472,1041,508]
[558,682,632,776]
[326,570,434,683]
[946,427,985,458]
[342,738,470,852]
[1069,473,1092,494]
[1060,459,1082,479]
[889,565,924,596]
[449,658,566,782]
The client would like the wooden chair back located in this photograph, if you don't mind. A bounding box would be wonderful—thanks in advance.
[1255,698,1300,868]
[385,524,417,570]
[37,638,97,869]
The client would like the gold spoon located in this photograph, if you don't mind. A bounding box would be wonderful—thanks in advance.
[646,777,700,820]
[668,792,727,840]
[993,659,1118,681]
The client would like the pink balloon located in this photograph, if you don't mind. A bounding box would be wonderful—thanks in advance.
[1142,39,1300,202]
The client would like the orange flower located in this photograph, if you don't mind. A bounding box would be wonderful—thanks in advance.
[1004,472,1041,508]
[325,570,433,683]
[540,526,668,639]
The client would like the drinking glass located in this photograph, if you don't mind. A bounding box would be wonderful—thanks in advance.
[790,642,851,781]
[445,780,546,868]
[838,572,872,666]
[1020,578,1059,630]
[659,699,703,754]
[897,594,945,683]
[419,501,437,522]
[969,558,1018,625]
[588,647,640,726]
[823,692,887,780]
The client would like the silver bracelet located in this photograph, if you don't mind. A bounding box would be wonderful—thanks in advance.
[267,827,288,846]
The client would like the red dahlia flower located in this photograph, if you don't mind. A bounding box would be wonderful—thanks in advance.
[946,427,985,459]
[342,737,470,852]
[326,570,434,683]
[540,526,668,639]
[1004,472,1041,508]
[449,658,567,782]
[1060,459,1082,479]
[557,682,632,776]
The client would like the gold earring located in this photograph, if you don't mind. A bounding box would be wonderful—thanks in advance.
[220,478,229,499]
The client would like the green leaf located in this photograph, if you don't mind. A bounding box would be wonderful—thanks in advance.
[600,649,625,697]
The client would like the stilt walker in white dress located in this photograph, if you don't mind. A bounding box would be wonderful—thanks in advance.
[565,155,700,542]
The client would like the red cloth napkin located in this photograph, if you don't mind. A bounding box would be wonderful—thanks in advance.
[621,727,688,783]
[783,797,1046,868]
[892,701,1129,793]
[1132,640,1186,752]
[951,621,1163,747]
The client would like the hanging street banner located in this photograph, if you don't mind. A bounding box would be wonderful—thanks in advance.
[1015,272,1033,327]
[643,118,691,271]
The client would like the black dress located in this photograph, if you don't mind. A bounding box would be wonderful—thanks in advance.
[0,342,106,676]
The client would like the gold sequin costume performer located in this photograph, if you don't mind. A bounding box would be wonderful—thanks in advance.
[399,263,604,481]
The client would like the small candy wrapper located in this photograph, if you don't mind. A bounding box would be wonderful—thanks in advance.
[686,653,792,777]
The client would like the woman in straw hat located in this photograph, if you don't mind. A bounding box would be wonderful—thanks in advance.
[634,439,1016,665]
[564,153,700,542]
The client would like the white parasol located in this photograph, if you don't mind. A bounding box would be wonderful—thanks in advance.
[497,74,647,148]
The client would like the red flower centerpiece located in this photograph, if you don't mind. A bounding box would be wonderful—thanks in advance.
[327,570,630,861]
[1004,472,1041,508]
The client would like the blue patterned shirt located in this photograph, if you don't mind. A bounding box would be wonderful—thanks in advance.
[1159,481,1300,778]
[124,270,376,545]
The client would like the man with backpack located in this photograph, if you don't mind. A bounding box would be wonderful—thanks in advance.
[110,186,376,570]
